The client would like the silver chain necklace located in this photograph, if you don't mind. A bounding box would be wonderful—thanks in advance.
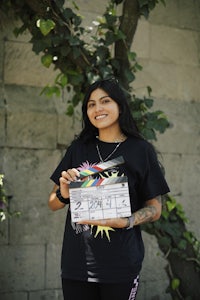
[96,142,121,162]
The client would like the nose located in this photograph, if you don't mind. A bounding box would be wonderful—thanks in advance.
[95,102,103,112]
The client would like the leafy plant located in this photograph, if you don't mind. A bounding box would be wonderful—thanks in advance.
[0,174,20,234]
[143,194,200,298]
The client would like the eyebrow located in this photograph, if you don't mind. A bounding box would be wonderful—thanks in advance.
[88,95,110,102]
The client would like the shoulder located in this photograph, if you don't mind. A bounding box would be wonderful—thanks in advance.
[126,136,154,152]
[124,137,158,164]
[68,137,86,150]
[66,137,94,161]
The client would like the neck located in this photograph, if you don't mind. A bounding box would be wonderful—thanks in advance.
[97,130,126,143]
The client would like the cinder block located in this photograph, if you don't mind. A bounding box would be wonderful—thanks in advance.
[178,0,200,31]
[141,232,168,281]
[135,280,146,300]
[0,245,45,292]
[144,279,171,300]
[5,85,56,114]
[133,59,179,101]
[138,232,171,299]
[51,86,82,146]
[132,20,150,59]
[180,154,200,197]
[0,38,4,82]
[4,85,57,149]
[4,41,58,87]
[150,25,199,66]
[180,194,200,241]
[1,148,66,244]
[58,114,82,147]
[156,101,200,155]
[0,292,28,300]
[6,111,57,148]
[176,65,200,102]
[29,289,63,300]
[9,198,66,245]
[157,153,182,196]
[2,148,62,198]
[149,0,179,28]
[150,0,200,32]
[0,103,5,147]
[73,0,108,14]
[153,99,200,155]
[0,219,8,245]
[46,243,62,289]
[0,12,30,43]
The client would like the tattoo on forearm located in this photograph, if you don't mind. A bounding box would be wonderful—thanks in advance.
[134,206,157,225]
[134,196,162,226]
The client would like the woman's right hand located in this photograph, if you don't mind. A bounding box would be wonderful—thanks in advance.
[48,168,80,211]
[59,168,80,198]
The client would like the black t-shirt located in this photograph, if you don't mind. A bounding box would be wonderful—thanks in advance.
[50,136,170,283]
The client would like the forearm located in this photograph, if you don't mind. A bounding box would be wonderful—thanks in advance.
[132,196,162,226]
[48,185,66,211]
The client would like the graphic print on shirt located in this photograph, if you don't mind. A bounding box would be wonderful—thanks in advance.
[71,161,124,241]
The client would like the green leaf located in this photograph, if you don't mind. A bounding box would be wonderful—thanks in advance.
[128,51,136,61]
[13,24,27,37]
[55,73,68,88]
[177,239,187,250]
[37,19,55,36]
[63,8,74,20]
[104,12,117,26]
[166,200,176,212]
[68,35,80,46]
[159,236,171,248]
[72,93,82,106]
[66,104,74,116]
[72,46,81,59]
[105,31,116,45]
[171,278,180,290]
[40,86,60,97]
[60,45,71,56]
[144,98,154,108]
[141,128,156,140]
[55,0,65,9]
[41,54,53,68]
[183,231,194,243]
[161,210,169,219]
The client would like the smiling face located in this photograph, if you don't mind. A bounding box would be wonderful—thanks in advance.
[87,88,121,134]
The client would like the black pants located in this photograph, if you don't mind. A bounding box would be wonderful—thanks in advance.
[62,275,139,300]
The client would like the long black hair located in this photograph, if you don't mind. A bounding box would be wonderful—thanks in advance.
[78,79,143,142]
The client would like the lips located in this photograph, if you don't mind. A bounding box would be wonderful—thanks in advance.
[95,114,107,120]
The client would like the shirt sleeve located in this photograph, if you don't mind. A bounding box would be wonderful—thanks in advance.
[139,143,170,202]
[50,144,73,186]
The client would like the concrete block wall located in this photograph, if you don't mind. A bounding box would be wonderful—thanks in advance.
[0,1,199,299]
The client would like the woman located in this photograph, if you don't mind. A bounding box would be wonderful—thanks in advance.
[48,79,170,300]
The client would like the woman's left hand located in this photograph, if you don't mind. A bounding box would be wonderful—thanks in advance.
[78,217,128,228]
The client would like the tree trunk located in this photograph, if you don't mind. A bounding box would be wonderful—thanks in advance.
[115,0,140,89]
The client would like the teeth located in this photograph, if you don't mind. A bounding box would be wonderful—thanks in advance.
[95,115,106,119]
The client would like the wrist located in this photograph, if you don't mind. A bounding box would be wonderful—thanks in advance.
[56,188,70,205]
[126,215,134,230]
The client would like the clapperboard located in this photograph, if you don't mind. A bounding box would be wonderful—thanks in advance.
[69,156,131,222]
